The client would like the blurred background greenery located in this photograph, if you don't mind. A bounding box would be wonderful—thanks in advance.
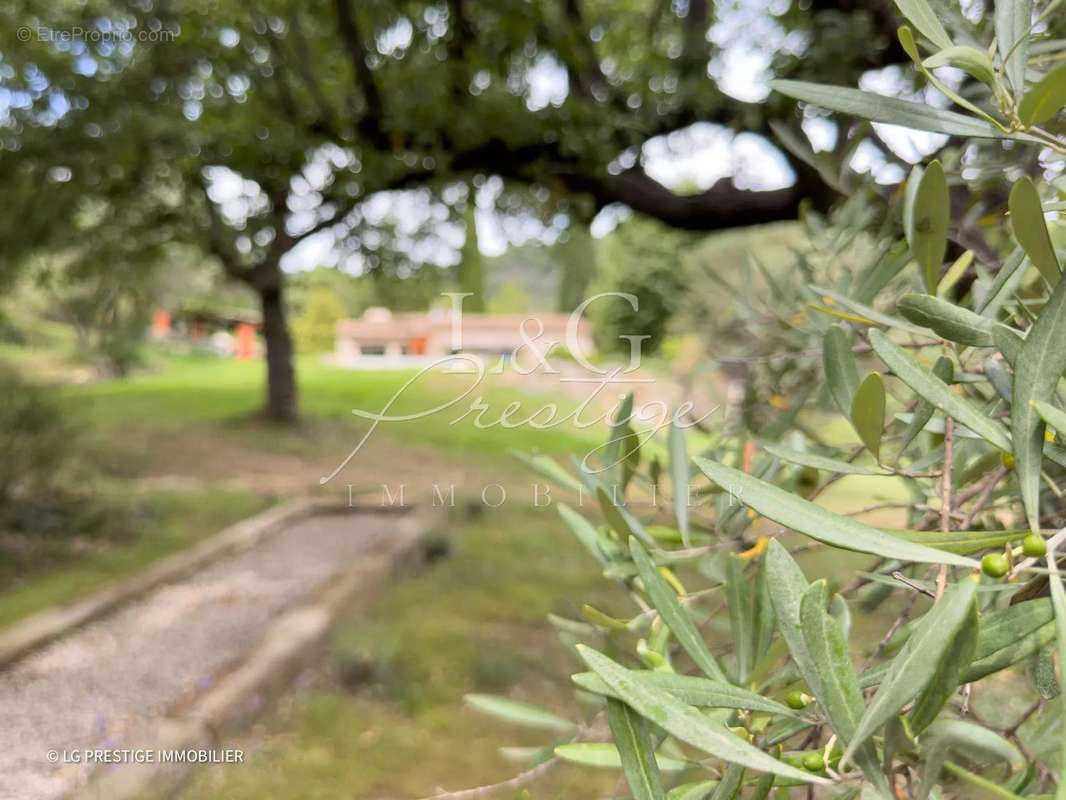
[4,0,1064,796]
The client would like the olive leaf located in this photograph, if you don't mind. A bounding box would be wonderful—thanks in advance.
[669,415,691,546]
[555,740,686,775]
[991,324,1024,367]
[823,324,860,417]
[869,329,1011,452]
[892,0,953,50]
[576,646,829,785]
[904,160,949,293]
[762,442,884,476]
[666,781,719,800]
[896,293,994,346]
[726,554,754,684]
[558,503,608,565]
[1031,645,1060,700]
[1046,542,1066,794]
[607,699,669,800]
[598,487,654,546]
[572,670,802,718]
[709,765,744,800]
[978,246,1029,318]
[753,561,776,666]
[937,249,975,297]
[923,47,996,87]
[812,286,926,334]
[964,600,1055,681]
[1010,269,1066,531]
[1009,177,1061,287]
[985,356,1013,402]
[842,577,979,766]
[854,243,911,304]
[1019,62,1066,126]
[694,457,976,567]
[512,451,584,493]
[630,537,728,681]
[764,539,821,694]
[851,372,886,462]
[898,28,1001,127]
[898,356,953,456]
[800,582,892,797]
[464,694,576,732]
[995,0,1031,97]
[907,592,979,735]
[887,527,1035,555]
[1033,400,1066,435]
[770,80,1013,139]
[916,720,1023,800]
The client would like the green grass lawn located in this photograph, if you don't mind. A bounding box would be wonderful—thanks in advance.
[0,354,601,631]
[0,352,602,630]
[0,488,274,630]
[74,353,597,460]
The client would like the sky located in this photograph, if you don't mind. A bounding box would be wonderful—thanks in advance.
[272,0,942,272]
[6,2,943,274]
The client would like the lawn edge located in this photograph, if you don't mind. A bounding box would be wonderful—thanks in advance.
[0,496,323,669]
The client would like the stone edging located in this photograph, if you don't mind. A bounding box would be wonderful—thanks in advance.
[74,505,431,800]
[0,496,331,670]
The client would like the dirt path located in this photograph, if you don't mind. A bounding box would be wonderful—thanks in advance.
[0,511,412,800]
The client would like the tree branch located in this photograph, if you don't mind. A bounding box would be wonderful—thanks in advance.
[681,0,710,74]
[288,12,343,136]
[333,0,388,148]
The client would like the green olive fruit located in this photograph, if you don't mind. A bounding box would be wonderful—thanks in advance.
[981,553,1010,578]
[1022,534,1047,558]
[785,691,808,710]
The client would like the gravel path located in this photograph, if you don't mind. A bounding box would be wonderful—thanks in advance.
[0,511,402,800]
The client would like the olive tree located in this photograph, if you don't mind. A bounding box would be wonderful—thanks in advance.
[459,3,1066,798]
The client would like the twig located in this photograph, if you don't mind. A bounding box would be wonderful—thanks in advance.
[1004,698,1042,738]
[959,466,1009,530]
[893,571,937,598]
[417,717,607,800]
[936,417,954,601]
[418,757,560,800]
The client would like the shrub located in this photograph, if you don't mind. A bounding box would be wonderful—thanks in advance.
[592,217,694,356]
[293,286,346,354]
[0,365,119,541]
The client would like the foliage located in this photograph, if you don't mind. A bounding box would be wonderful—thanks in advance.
[466,5,1066,799]
[556,223,598,313]
[457,202,486,312]
[43,265,155,377]
[593,216,695,356]
[4,0,978,420]
[0,364,121,540]
[287,266,372,319]
[292,286,346,354]
[487,280,532,314]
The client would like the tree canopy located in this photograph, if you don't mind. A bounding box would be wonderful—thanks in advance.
[4,0,1064,419]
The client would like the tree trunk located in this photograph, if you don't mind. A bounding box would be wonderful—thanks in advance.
[556,222,596,312]
[258,284,297,423]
